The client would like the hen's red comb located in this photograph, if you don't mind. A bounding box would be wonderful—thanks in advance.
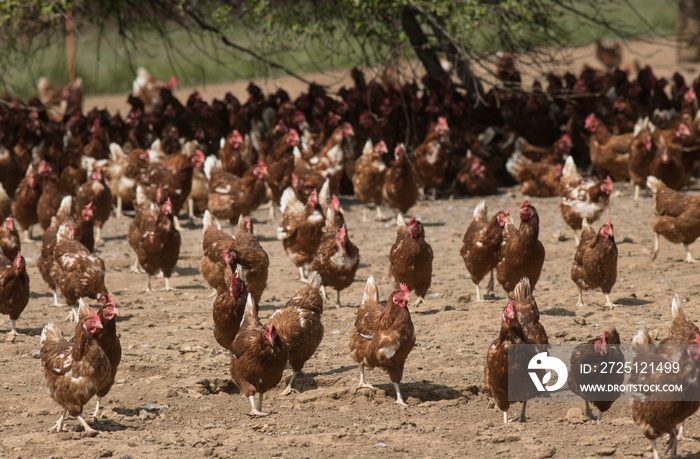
[339,224,347,239]
[520,200,529,210]
[331,195,340,210]
[409,215,416,226]
[400,283,410,296]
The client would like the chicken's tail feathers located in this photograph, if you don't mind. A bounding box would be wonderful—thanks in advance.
[671,293,686,321]
[632,327,652,345]
[203,210,213,234]
[307,271,322,290]
[40,323,63,347]
[505,149,528,178]
[362,275,379,304]
[318,179,330,210]
[203,155,220,181]
[57,195,73,218]
[135,185,148,208]
[473,200,487,221]
[235,263,246,282]
[646,175,663,194]
[362,139,373,156]
[109,142,125,161]
[581,217,592,233]
[280,187,302,214]
[562,156,577,178]
[396,213,407,229]
[241,293,259,328]
[237,215,246,233]
[77,298,91,323]
[512,277,532,303]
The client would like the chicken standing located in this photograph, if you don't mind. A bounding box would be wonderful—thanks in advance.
[270,271,324,395]
[229,294,288,416]
[571,219,618,308]
[567,327,624,420]
[212,266,249,353]
[460,201,509,301]
[90,294,121,419]
[389,215,433,306]
[414,117,449,199]
[353,139,387,221]
[40,304,110,433]
[0,217,20,261]
[277,188,325,281]
[349,277,415,405]
[382,144,418,215]
[496,201,545,294]
[13,166,41,241]
[647,175,700,263]
[0,252,30,335]
[76,166,112,245]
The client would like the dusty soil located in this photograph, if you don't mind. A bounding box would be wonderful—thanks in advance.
[3,37,700,459]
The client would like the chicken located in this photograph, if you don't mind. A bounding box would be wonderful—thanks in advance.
[277,187,325,281]
[389,214,433,305]
[567,327,624,420]
[496,201,546,294]
[559,156,613,241]
[0,252,30,335]
[484,298,540,423]
[505,151,563,197]
[227,216,270,304]
[631,328,700,459]
[510,277,548,345]
[0,183,10,223]
[90,293,121,419]
[455,151,499,196]
[595,39,622,70]
[292,147,326,204]
[571,219,618,308]
[414,117,449,198]
[219,129,251,176]
[229,294,288,416]
[76,166,112,245]
[629,117,657,200]
[200,210,237,295]
[50,225,108,321]
[130,198,181,291]
[204,156,268,224]
[37,77,84,122]
[647,175,700,263]
[349,277,415,405]
[270,271,324,395]
[584,114,632,181]
[212,265,249,352]
[266,129,299,216]
[460,201,509,301]
[309,213,360,307]
[37,161,64,231]
[0,217,20,261]
[382,144,418,215]
[514,134,572,165]
[12,166,41,241]
[132,67,178,110]
[649,135,686,192]
[353,139,387,221]
[310,122,354,196]
[104,143,146,218]
[40,304,110,433]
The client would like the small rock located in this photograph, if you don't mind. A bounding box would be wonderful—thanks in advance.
[565,407,586,423]
[537,447,556,458]
[595,448,616,456]
[492,434,520,443]
[458,295,471,304]
[99,450,114,457]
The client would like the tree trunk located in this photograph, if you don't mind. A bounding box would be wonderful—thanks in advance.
[678,0,700,62]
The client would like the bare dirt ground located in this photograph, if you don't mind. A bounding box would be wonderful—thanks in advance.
[3,37,700,459]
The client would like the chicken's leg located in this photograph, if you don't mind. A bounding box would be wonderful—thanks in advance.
[652,232,660,261]
[664,429,678,457]
[129,254,145,273]
[573,230,580,245]
[508,401,527,422]
[142,275,153,293]
[411,296,425,307]
[163,277,174,291]
[584,401,593,421]
[486,270,495,295]
[174,216,183,231]
[94,227,102,246]
[576,288,585,307]
[188,198,195,220]
[634,184,641,201]
[93,396,102,419]
[357,364,374,390]
[361,207,370,223]
[51,291,66,307]
[65,307,78,323]
[475,284,482,302]
[22,228,31,243]
[280,371,299,396]
[335,290,342,308]
[248,393,268,416]
[650,439,660,459]
[207,289,217,299]
[297,266,307,282]
[77,415,97,435]
[393,382,407,406]
[604,293,615,310]
[320,285,329,301]
[9,320,17,335]
[502,411,508,424]
[375,205,384,221]
[49,408,67,432]
[684,245,696,263]
[678,421,687,440]
[115,196,123,218]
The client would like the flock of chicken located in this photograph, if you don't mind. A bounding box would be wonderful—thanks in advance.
[0,49,699,456]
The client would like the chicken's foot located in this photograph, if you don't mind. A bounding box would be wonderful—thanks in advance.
[507,401,527,422]
[650,439,660,459]
[173,216,183,231]
[375,205,384,221]
[393,382,407,406]
[320,285,329,301]
[684,245,696,263]
[115,196,123,218]
[77,415,97,435]
[94,227,103,246]
[22,228,32,243]
[411,296,425,307]
[142,275,154,293]
[576,289,585,307]
[65,307,78,323]
[129,256,145,273]
[163,277,174,291]
[49,408,67,433]
[297,266,307,282]
[634,184,640,201]
[678,421,687,441]
[664,429,678,457]
[280,371,299,396]
[604,293,615,310]
[51,291,66,307]
[357,365,375,390]
[361,208,370,222]
[475,284,482,302]
[9,320,17,335]
[207,289,217,299]
[335,290,342,308]
[248,394,268,416]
